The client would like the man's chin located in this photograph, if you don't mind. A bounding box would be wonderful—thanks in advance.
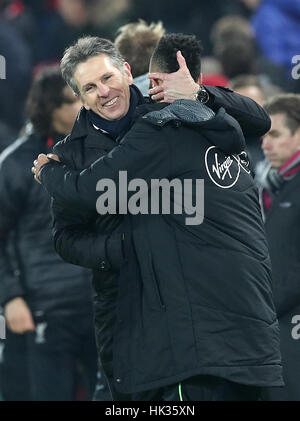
[266,157,279,168]
[270,161,281,169]
[92,107,121,121]
[106,110,128,121]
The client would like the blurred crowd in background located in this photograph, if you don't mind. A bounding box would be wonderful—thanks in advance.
[0,0,300,401]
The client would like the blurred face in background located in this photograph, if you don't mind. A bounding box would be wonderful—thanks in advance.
[262,113,300,168]
[234,85,264,106]
[57,0,90,27]
[74,54,133,121]
[52,86,82,135]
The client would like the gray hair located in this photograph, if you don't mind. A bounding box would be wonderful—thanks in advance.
[60,36,125,96]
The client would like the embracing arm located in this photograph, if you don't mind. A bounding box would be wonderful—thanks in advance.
[38,121,169,211]
[203,85,271,138]
[52,199,124,271]
[148,50,271,137]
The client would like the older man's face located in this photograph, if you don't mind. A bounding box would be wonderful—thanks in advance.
[262,113,300,168]
[74,54,133,121]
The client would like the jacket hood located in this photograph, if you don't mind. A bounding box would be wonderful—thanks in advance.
[139,100,246,155]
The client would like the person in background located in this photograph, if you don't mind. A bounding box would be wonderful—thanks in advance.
[251,0,300,88]
[115,19,165,96]
[256,94,300,401]
[230,74,265,106]
[230,74,266,167]
[210,15,292,92]
[0,0,32,134]
[0,122,16,154]
[129,0,246,55]
[44,0,97,63]
[0,66,102,401]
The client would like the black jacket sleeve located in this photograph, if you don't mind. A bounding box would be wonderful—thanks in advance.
[40,120,169,211]
[204,85,271,137]
[52,199,124,271]
[0,149,28,306]
[275,274,300,319]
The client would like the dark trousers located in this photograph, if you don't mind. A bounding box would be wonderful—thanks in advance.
[132,375,261,401]
[0,332,30,401]
[0,311,102,401]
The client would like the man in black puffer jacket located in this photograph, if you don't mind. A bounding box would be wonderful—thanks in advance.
[34,35,283,400]
[256,94,300,401]
[0,67,103,401]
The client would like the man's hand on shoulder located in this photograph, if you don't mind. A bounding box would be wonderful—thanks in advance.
[148,50,199,103]
[32,153,60,184]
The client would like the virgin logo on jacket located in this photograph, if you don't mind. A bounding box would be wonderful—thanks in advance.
[205,146,251,189]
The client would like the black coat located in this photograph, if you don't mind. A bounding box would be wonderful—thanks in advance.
[260,172,300,400]
[52,84,271,270]
[0,130,93,315]
[50,117,125,381]
[40,99,282,394]
[49,86,273,386]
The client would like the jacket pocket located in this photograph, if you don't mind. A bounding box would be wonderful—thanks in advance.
[147,253,166,310]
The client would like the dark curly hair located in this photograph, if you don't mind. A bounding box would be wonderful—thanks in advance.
[25,66,68,137]
[150,33,203,82]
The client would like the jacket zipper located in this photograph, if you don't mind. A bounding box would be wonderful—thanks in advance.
[148,254,166,310]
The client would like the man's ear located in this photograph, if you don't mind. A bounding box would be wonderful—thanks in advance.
[81,96,90,110]
[124,62,134,85]
[197,73,203,85]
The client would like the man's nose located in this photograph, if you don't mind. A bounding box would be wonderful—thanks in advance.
[96,82,110,97]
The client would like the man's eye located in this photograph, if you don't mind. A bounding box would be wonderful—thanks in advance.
[104,75,112,81]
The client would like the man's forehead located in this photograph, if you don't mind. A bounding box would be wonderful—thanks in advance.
[74,54,121,85]
[270,113,287,127]
[268,113,293,136]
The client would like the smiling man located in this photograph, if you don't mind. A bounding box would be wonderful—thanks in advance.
[73,54,132,120]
